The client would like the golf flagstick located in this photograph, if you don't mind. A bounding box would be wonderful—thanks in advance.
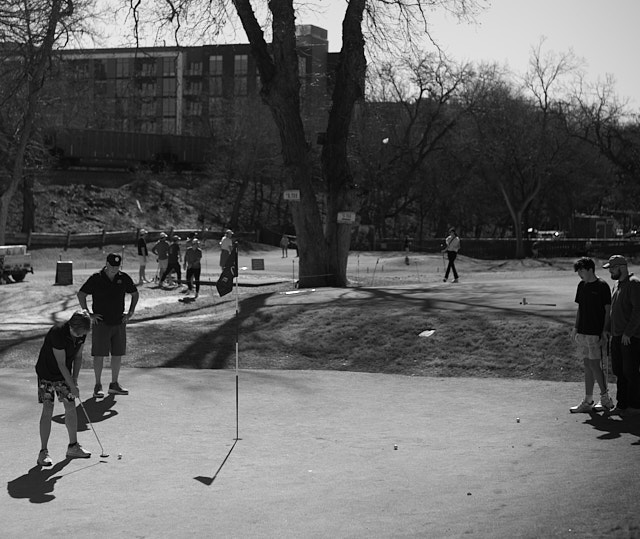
[234,259,240,441]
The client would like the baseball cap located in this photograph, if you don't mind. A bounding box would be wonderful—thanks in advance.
[603,255,627,268]
[106,253,122,266]
[159,232,168,238]
[140,228,148,235]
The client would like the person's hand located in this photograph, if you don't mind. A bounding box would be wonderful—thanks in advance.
[571,328,578,341]
[70,384,80,398]
[622,334,631,346]
[122,312,134,324]
[89,312,102,325]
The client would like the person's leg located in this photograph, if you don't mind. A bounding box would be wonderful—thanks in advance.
[108,325,128,394]
[186,268,193,291]
[610,336,627,409]
[449,252,459,280]
[39,400,54,451]
[194,268,201,297]
[93,356,104,385]
[62,399,78,445]
[622,337,640,409]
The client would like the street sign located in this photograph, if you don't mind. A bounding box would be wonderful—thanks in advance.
[337,211,356,224]
[284,190,300,201]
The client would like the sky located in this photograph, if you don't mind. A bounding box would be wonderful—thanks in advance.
[307,0,640,110]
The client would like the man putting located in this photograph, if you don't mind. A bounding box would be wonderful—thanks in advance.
[36,311,92,466]
[570,257,613,413]
[77,253,138,398]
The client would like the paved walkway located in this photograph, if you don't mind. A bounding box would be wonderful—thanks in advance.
[2,368,639,538]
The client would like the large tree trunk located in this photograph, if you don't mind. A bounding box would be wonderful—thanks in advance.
[234,0,365,287]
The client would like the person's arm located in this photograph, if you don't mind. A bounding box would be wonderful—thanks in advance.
[53,348,79,398]
[72,343,84,386]
[622,281,640,343]
[572,310,580,340]
[77,290,102,323]
[122,291,139,323]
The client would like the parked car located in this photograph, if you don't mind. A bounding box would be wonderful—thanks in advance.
[0,245,33,283]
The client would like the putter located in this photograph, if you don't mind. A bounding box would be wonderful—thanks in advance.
[77,398,109,458]
[520,297,556,307]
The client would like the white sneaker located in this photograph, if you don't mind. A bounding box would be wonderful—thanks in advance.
[594,394,614,412]
[569,400,594,413]
[66,443,91,459]
[37,449,53,467]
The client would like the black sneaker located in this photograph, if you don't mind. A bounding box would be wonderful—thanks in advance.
[93,384,104,398]
[108,382,129,395]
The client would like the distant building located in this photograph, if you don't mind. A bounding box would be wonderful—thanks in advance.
[49,25,337,138]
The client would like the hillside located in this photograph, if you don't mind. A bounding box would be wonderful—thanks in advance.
[9,171,209,234]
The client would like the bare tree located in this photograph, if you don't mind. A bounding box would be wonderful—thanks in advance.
[0,0,95,243]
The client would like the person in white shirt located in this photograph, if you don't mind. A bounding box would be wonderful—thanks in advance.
[442,228,460,283]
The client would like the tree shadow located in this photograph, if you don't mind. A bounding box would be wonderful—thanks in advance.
[6,460,71,503]
[52,395,118,431]
[584,413,640,444]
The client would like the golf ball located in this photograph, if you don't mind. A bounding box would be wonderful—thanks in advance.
[394,444,398,450]
[516,418,520,423]
[118,453,122,459]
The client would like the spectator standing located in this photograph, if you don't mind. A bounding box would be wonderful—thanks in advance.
[161,236,182,287]
[137,229,149,285]
[77,253,138,398]
[35,311,93,466]
[442,228,461,283]
[569,257,613,413]
[184,238,203,298]
[219,229,233,268]
[604,255,640,417]
[151,232,170,284]
[280,234,289,258]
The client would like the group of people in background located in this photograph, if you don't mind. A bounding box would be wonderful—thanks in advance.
[134,229,205,298]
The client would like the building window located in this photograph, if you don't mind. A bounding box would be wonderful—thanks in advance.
[209,76,223,97]
[116,58,131,78]
[234,76,247,96]
[162,57,175,76]
[208,96,223,116]
[162,77,176,96]
[187,61,202,76]
[136,59,156,77]
[185,80,202,95]
[162,118,175,134]
[162,97,176,117]
[209,55,223,75]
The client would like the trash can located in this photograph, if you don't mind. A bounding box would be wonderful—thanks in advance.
[55,261,73,285]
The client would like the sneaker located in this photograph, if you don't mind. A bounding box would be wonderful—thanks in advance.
[594,394,615,412]
[442,278,447,282]
[93,384,104,398]
[37,449,53,467]
[108,382,129,395]
[453,278,459,283]
[66,443,91,459]
[604,406,625,417]
[569,400,594,413]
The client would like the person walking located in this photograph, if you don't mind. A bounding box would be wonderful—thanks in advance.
[35,310,93,466]
[442,228,460,283]
[160,235,182,287]
[604,255,640,417]
[137,229,149,285]
[569,257,614,413]
[184,238,203,298]
[77,253,138,398]
[219,229,233,268]
[151,232,170,284]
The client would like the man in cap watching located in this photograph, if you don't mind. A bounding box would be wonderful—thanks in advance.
[77,253,139,397]
[603,255,640,417]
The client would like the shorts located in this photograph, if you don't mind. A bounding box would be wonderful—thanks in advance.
[158,259,168,272]
[575,333,604,360]
[91,323,127,357]
[38,378,74,403]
